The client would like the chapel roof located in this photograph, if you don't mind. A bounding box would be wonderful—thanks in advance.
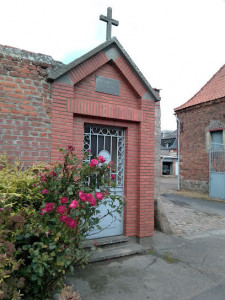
[48,37,160,102]
[175,64,225,112]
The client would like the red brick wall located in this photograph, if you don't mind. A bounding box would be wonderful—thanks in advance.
[177,98,225,191]
[0,46,62,166]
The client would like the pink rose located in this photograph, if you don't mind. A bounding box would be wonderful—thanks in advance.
[64,217,77,228]
[98,155,105,163]
[86,193,97,206]
[40,173,47,182]
[60,197,68,204]
[79,190,86,202]
[111,174,115,180]
[67,145,75,151]
[69,200,78,209]
[50,170,57,177]
[40,202,54,215]
[89,159,98,167]
[56,205,66,214]
[45,203,54,212]
[88,149,91,153]
[45,230,50,237]
[95,192,103,201]
[41,189,48,195]
[60,215,67,222]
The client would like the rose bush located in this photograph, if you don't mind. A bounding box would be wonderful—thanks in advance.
[0,147,124,299]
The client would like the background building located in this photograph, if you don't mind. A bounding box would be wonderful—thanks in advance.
[175,64,225,199]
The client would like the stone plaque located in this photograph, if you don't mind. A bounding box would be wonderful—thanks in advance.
[95,76,120,96]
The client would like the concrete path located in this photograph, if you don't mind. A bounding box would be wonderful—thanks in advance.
[67,231,225,300]
[64,177,225,299]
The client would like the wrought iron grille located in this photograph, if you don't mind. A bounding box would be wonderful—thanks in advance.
[83,124,125,188]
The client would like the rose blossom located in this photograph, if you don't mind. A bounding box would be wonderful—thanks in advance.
[111,174,115,180]
[40,202,54,215]
[56,205,66,214]
[60,197,68,204]
[41,189,48,195]
[95,192,103,201]
[45,203,54,212]
[60,215,67,222]
[67,145,75,151]
[79,190,86,202]
[64,217,77,228]
[86,193,96,206]
[89,159,98,167]
[69,200,78,209]
[98,155,105,163]
[50,170,57,177]
[40,173,47,182]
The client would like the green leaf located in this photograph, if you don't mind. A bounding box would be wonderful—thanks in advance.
[22,244,31,250]
[31,274,37,281]
[49,243,56,250]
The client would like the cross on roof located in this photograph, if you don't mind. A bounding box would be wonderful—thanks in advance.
[99,7,119,40]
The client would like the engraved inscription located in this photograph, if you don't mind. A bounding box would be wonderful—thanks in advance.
[95,75,120,96]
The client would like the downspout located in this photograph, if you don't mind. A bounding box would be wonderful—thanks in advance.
[175,114,181,190]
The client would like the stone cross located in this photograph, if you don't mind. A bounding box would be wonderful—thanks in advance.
[100,7,119,40]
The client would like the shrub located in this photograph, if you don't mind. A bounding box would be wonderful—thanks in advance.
[0,147,124,299]
[0,154,44,210]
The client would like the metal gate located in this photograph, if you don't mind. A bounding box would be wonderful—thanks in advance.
[209,143,225,199]
[83,124,125,238]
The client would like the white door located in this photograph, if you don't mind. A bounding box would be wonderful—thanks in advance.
[83,124,125,238]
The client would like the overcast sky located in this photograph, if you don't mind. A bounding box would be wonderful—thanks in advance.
[1,0,225,130]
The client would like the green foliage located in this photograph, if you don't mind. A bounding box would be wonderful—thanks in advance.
[0,154,44,210]
[0,147,124,299]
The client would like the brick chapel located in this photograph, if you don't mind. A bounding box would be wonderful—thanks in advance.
[0,15,161,243]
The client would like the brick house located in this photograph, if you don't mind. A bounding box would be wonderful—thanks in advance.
[0,37,161,243]
[175,64,225,195]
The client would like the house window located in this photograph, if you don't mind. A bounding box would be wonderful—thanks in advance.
[211,130,223,149]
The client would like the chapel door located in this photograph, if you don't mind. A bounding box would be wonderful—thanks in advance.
[83,124,125,238]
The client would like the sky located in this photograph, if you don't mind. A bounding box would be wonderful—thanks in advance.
[1,0,225,130]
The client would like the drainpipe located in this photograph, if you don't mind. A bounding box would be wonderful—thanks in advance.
[175,114,181,190]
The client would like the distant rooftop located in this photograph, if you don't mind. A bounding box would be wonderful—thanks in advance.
[161,130,177,150]
[175,64,225,111]
[161,130,177,139]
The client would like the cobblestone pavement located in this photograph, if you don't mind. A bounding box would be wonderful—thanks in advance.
[160,177,225,237]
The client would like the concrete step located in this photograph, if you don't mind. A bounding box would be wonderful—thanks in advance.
[89,242,145,262]
[81,235,145,262]
[81,235,129,249]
